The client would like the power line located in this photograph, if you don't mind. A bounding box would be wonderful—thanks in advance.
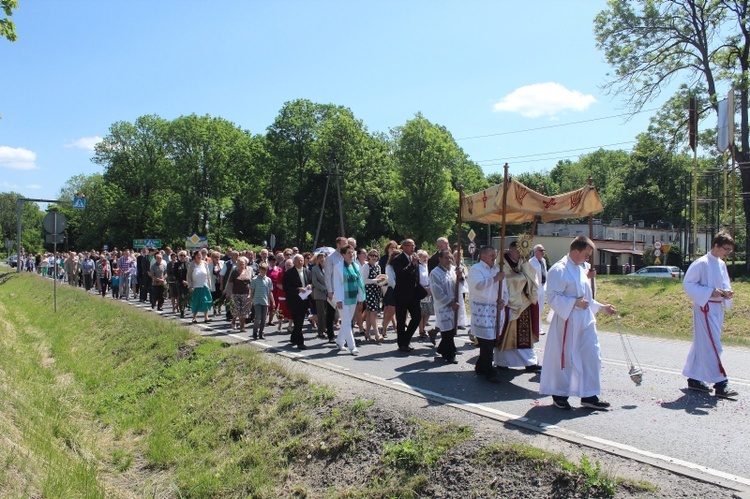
[456,108,660,141]
[475,141,636,164]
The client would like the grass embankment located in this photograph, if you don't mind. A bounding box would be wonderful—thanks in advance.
[588,276,750,346]
[0,272,646,497]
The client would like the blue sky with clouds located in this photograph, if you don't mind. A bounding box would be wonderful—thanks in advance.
[1,1,670,204]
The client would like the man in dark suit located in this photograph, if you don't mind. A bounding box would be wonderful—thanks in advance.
[392,239,426,352]
[137,247,153,302]
[283,253,312,350]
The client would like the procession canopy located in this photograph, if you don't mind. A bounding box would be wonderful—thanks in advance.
[460,177,604,225]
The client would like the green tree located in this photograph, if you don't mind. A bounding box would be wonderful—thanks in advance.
[625,135,692,225]
[266,99,333,246]
[0,192,44,255]
[595,0,750,270]
[1,0,17,42]
[391,113,461,245]
[314,108,395,247]
[229,134,274,247]
[93,115,172,247]
[57,174,121,250]
[167,114,254,244]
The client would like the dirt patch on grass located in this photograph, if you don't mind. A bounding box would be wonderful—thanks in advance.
[272,357,742,499]
[283,403,631,498]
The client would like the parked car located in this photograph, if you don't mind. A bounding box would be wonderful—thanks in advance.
[7,255,18,268]
[630,265,681,278]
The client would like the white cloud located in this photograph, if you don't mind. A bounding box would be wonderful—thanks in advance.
[0,146,37,170]
[0,181,20,189]
[25,184,42,189]
[493,82,596,118]
[66,136,102,151]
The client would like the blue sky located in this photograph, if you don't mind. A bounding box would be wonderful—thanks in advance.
[1,1,669,205]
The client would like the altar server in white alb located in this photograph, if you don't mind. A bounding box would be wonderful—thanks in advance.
[539,236,617,410]
[682,231,737,399]
[467,246,508,384]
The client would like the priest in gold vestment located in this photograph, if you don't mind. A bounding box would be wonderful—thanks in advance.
[494,241,542,372]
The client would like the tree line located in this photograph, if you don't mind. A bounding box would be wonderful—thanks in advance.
[2,98,744,260]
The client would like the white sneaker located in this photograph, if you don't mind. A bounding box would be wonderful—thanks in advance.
[337,343,346,351]
[350,348,359,356]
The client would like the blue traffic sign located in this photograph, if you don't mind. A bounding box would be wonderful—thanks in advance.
[73,195,86,210]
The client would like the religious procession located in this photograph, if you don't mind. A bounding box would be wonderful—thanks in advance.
[28,174,738,411]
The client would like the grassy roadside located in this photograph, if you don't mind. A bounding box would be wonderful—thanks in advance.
[0,272,353,496]
[588,276,750,346]
[0,272,656,497]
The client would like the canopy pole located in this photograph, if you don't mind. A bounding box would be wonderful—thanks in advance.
[531,184,543,238]
[588,177,596,298]
[454,184,464,331]
[498,164,510,271]
[496,164,510,338]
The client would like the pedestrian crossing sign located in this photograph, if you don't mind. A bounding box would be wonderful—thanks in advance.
[73,195,86,210]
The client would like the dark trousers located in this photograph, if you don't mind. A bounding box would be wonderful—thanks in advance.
[253,304,268,337]
[436,329,457,360]
[150,285,165,309]
[99,277,109,297]
[290,307,306,346]
[84,273,93,291]
[139,276,151,301]
[395,297,421,348]
[476,338,495,378]
[317,299,335,339]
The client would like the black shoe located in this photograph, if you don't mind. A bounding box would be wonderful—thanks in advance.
[428,330,438,346]
[258,334,264,339]
[581,396,610,411]
[157,307,163,311]
[715,386,738,399]
[297,344,307,350]
[525,364,542,373]
[475,366,486,375]
[496,366,510,371]
[687,379,713,393]
[397,346,411,353]
[445,357,458,364]
[407,345,415,351]
[552,396,572,410]
[486,375,502,384]
[317,333,326,339]
[327,338,336,344]
[253,334,257,340]
[180,310,185,318]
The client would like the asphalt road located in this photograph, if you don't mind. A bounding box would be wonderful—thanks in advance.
[76,288,750,492]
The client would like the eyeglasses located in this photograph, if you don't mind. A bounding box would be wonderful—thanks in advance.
[721,246,734,253]
[536,249,545,252]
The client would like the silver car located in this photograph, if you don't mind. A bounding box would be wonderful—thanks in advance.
[630,265,681,278]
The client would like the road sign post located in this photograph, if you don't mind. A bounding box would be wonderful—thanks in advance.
[43,211,67,313]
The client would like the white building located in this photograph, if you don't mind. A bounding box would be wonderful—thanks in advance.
[491,219,709,274]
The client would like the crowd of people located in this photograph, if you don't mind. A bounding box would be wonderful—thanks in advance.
[12,230,738,407]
